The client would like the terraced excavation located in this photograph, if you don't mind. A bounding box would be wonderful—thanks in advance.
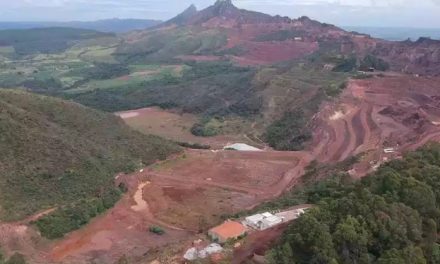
[311,74,440,176]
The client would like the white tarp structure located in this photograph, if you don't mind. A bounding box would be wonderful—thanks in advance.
[183,248,198,261]
[199,243,223,258]
[183,243,223,261]
[224,143,261,151]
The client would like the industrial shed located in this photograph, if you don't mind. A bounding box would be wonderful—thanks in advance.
[244,212,283,230]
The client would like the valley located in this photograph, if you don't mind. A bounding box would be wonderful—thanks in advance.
[1,0,440,263]
[4,72,440,263]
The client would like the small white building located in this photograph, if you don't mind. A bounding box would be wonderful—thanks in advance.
[384,148,396,153]
[261,215,283,229]
[244,212,283,230]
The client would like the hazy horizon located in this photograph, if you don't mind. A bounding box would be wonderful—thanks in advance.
[1,0,440,28]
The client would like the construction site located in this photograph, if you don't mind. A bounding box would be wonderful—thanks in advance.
[2,74,440,263]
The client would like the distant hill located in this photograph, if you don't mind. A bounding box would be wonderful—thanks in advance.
[0,90,179,227]
[160,4,198,27]
[343,26,440,41]
[0,27,115,55]
[0,18,162,33]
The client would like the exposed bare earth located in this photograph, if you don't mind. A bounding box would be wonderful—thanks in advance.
[3,74,440,263]
[42,149,308,263]
[115,107,255,148]
[311,74,440,177]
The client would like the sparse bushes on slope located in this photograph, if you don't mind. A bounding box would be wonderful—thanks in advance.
[332,56,357,72]
[68,62,259,116]
[34,187,123,239]
[0,90,180,225]
[176,141,211,150]
[0,253,27,264]
[254,30,306,42]
[264,110,312,151]
[360,54,390,71]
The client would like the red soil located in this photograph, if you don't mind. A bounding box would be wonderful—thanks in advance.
[1,148,308,263]
[311,74,440,176]
[4,72,440,263]
[233,40,318,66]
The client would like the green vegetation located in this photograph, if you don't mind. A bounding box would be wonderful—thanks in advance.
[332,56,358,72]
[254,30,305,42]
[191,117,223,137]
[268,143,440,264]
[0,90,179,230]
[0,27,114,55]
[34,187,123,239]
[215,45,248,56]
[360,54,390,71]
[176,141,211,150]
[68,62,258,116]
[259,64,348,150]
[116,27,227,63]
[264,110,311,151]
[149,226,165,235]
[0,252,27,264]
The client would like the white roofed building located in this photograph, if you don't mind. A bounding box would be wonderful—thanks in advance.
[244,212,283,230]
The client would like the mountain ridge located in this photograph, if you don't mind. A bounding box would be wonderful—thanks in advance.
[0,18,162,33]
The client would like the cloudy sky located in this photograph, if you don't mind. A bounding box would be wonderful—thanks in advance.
[1,0,440,28]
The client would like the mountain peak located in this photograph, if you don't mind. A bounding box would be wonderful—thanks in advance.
[186,4,198,12]
[212,0,239,16]
[215,0,233,5]
[162,3,198,26]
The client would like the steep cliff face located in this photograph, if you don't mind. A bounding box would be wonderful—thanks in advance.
[372,38,440,75]
[162,4,198,27]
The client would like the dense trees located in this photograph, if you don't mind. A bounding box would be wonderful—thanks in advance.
[34,187,124,239]
[0,253,26,264]
[69,62,259,115]
[264,110,312,151]
[269,143,440,264]
[0,90,179,234]
[360,55,390,72]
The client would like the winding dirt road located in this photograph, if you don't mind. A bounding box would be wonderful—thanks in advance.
[4,74,440,264]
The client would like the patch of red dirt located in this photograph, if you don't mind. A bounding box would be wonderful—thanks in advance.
[234,40,319,66]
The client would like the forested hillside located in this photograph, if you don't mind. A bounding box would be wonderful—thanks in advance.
[268,143,440,264]
[0,90,179,237]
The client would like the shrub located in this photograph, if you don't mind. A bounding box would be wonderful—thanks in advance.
[34,188,122,239]
[4,253,26,264]
[359,54,389,71]
[264,110,311,151]
[190,120,220,137]
[176,141,211,150]
[332,57,357,72]
[149,226,165,235]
